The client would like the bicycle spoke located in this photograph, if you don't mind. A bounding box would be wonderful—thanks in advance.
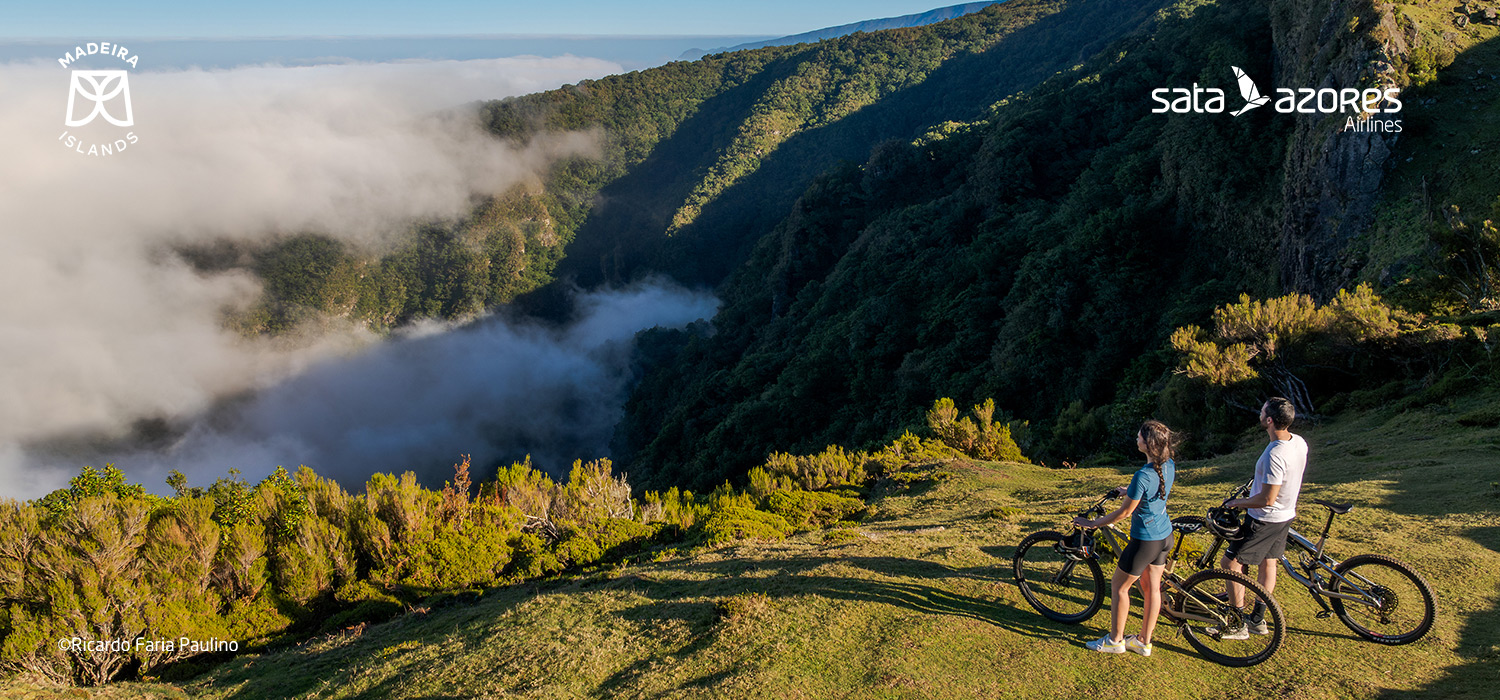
[1329,554,1436,645]
[1175,569,1284,667]
[1013,531,1104,623]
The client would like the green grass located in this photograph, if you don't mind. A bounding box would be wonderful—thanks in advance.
[6,394,1500,699]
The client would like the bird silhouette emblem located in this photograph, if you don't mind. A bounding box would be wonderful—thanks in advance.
[1229,66,1268,117]
[65,70,134,127]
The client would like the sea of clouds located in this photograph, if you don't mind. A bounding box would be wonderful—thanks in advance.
[0,54,715,499]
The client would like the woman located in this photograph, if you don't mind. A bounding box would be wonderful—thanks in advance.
[1072,419,1177,657]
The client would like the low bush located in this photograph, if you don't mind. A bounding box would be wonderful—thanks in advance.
[764,490,864,529]
[697,507,792,546]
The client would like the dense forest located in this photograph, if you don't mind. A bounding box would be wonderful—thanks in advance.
[610,0,1500,488]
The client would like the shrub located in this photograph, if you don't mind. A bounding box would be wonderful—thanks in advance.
[762,445,869,491]
[926,398,1030,463]
[698,507,792,547]
[506,532,564,580]
[1170,284,1433,416]
[764,490,864,529]
[556,458,635,527]
[1457,407,1500,428]
[640,487,709,529]
[35,464,148,521]
[0,494,151,685]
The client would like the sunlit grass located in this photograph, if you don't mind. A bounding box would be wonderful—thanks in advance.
[6,392,1491,699]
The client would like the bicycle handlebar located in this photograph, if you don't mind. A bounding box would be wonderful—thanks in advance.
[1071,488,1125,520]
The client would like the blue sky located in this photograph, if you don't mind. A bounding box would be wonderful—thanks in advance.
[5,1,971,39]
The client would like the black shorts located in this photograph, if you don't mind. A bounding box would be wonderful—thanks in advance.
[1118,537,1171,576]
[1224,516,1293,565]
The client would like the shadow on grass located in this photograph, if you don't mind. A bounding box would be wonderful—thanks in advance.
[1376,526,1500,699]
[588,552,1063,698]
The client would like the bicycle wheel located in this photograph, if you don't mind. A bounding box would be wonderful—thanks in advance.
[1011,530,1105,623]
[1175,568,1285,667]
[1329,553,1436,645]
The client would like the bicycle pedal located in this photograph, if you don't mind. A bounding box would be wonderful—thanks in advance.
[1315,611,1333,619]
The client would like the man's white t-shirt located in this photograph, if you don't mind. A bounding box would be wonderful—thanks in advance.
[1248,433,1308,523]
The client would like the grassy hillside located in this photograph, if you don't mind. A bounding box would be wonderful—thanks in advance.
[11,393,1493,699]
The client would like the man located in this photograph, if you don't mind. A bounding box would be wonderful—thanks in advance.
[1218,396,1308,638]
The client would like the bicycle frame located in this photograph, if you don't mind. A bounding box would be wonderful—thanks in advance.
[1159,522,1239,626]
[1187,495,1387,613]
[1280,524,1387,612]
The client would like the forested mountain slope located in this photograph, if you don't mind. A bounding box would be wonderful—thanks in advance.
[217,1,1499,489]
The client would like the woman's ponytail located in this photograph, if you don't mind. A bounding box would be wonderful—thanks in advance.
[1138,420,1177,500]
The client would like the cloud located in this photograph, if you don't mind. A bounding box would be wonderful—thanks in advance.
[16,281,718,496]
[0,55,621,500]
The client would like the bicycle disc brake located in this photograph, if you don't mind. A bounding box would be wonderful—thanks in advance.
[1368,584,1399,623]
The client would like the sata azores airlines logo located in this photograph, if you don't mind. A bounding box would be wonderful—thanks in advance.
[1152,66,1403,133]
[1229,66,1268,117]
[57,42,141,156]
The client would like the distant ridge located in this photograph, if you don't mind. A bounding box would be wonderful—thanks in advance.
[678,2,1000,60]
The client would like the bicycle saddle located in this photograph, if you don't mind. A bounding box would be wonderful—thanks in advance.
[1313,499,1353,515]
[1171,516,1205,534]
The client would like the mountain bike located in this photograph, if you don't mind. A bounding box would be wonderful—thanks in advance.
[1011,488,1285,666]
[1179,482,1436,645]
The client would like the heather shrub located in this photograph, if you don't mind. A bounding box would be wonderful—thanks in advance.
[0,437,891,688]
[353,464,524,590]
[213,519,269,600]
[506,532,564,580]
[411,520,517,589]
[762,445,868,491]
[554,517,656,569]
[557,458,634,526]
[491,456,561,537]
[764,490,863,529]
[137,497,227,671]
[926,398,1030,463]
[866,430,960,476]
[641,487,710,529]
[697,507,791,546]
[0,494,151,685]
[746,466,797,500]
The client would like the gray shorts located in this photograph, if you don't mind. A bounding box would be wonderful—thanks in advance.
[1224,516,1292,566]
[1118,536,1171,576]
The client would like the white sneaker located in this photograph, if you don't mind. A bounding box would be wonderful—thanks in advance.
[1085,634,1126,653]
[1124,634,1152,657]
[1206,623,1250,640]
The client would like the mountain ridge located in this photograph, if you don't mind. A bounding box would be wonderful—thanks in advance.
[678,2,1002,60]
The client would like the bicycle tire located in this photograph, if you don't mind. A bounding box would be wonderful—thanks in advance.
[1012,530,1105,624]
[1329,553,1436,645]
[1176,568,1285,667]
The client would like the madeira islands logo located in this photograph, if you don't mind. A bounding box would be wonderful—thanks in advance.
[1151,65,1402,133]
[57,42,140,156]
